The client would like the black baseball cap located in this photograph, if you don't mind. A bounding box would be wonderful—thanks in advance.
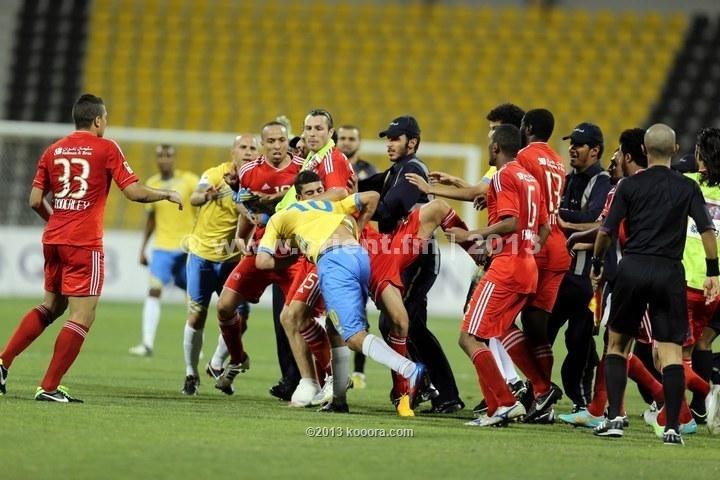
[379,115,421,138]
[671,153,698,173]
[562,122,604,146]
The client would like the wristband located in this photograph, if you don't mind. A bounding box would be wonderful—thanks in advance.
[707,258,720,277]
[591,255,603,275]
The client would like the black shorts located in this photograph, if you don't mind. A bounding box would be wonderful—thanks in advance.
[607,254,688,344]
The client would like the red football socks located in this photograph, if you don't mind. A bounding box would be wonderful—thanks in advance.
[219,313,248,365]
[683,359,710,397]
[628,353,664,403]
[532,344,554,383]
[587,356,607,417]
[472,348,516,412]
[440,209,475,252]
[40,321,88,392]
[1,305,51,368]
[388,334,409,395]
[501,327,551,396]
[300,321,331,381]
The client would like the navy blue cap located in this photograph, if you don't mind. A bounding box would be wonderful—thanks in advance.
[379,115,421,138]
[562,122,604,146]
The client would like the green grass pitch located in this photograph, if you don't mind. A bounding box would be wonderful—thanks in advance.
[0,298,718,479]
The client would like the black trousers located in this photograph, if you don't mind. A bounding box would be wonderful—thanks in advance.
[548,274,598,408]
[272,283,300,388]
[379,242,461,405]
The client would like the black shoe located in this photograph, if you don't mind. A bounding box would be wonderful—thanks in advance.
[270,379,296,401]
[206,363,234,394]
[509,380,527,398]
[35,386,83,403]
[0,361,7,396]
[691,407,708,425]
[662,428,684,446]
[418,382,440,405]
[524,384,563,423]
[593,416,624,437]
[319,401,349,413]
[181,375,199,396]
[532,407,555,424]
[423,399,465,414]
[519,381,534,411]
[205,363,224,380]
[473,400,488,416]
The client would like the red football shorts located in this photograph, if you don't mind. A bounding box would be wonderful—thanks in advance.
[527,268,564,312]
[368,249,404,301]
[389,209,425,271]
[224,255,299,303]
[463,277,529,339]
[686,287,720,346]
[285,258,324,315]
[43,244,104,296]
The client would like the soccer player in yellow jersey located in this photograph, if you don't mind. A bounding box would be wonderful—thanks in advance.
[180,134,259,395]
[255,171,433,413]
[129,145,199,357]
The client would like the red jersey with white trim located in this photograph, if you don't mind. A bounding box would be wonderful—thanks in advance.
[238,154,304,242]
[32,131,139,248]
[516,142,570,271]
[311,147,356,192]
[485,161,547,293]
[599,183,628,247]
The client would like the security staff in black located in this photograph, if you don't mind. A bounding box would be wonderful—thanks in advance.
[549,122,612,410]
[591,123,720,444]
[359,115,464,413]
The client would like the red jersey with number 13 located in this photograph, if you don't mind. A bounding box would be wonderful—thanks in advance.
[516,142,571,271]
[32,131,139,248]
[485,161,547,293]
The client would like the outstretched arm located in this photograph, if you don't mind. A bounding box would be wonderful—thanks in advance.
[405,172,485,202]
[123,182,183,209]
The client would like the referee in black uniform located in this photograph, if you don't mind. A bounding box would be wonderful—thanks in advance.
[591,124,720,444]
[359,115,463,413]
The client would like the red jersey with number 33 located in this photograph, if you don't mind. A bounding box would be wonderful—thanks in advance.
[32,131,139,248]
[516,142,571,272]
[485,161,547,293]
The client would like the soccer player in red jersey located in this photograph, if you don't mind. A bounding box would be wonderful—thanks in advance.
[499,109,569,421]
[447,124,549,426]
[0,94,183,402]
[213,121,304,392]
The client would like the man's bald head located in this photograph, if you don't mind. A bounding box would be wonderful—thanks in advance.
[231,132,260,165]
[644,124,677,158]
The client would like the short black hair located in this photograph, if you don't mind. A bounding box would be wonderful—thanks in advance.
[294,170,322,192]
[619,128,647,168]
[522,108,554,142]
[72,94,104,129]
[486,103,525,129]
[698,127,720,187]
[338,125,360,138]
[492,124,522,157]
[306,108,334,129]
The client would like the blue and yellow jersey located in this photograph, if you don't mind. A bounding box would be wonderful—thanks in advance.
[146,170,198,251]
[187,162,241,262]
[481,166,497,185]
[258,194,361,263]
